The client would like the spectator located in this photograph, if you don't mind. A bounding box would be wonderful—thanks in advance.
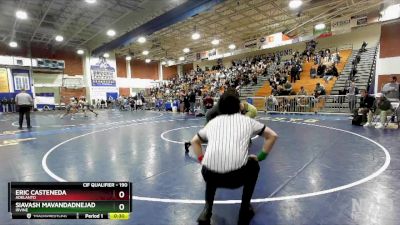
[314,83,326,98]
[183,92,190,113]
[323,66,335,83]
[360,41,368,52]
[251,74,258,86]
[357,89,375,124]
[317,64,326,77]
[297,86,308,96]
[203,94,214,113]
[310,65,317,79]
[364,93,392,128]
[189,90,196,114]
[282,80,293,95]
[290,65,298,83]
[346,81,359,113]
[381,76,399,100]
[1,97,8,113]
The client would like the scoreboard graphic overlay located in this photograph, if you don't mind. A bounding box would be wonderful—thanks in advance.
[8,182,132,220]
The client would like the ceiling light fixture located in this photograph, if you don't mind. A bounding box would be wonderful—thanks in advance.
[15,10,28,20]
[107,29,116,37]
[145,59,151,63]
[161,61,167,65]
[192,32,200,40]
[183,48,190,53]
[85,0,97,3]
[103,53,110,58]
[126,56,132,61]
[228,44,236,50]
[77,49,84,55]
[142,50,149,55]
[314,23,326,30]
[179,56,185,61]
[55,35,64,42]
[289,0,302,9]
[138,37,146,43]
[168,60,174,65]
[9,41,18,48]
[211,39,220,45]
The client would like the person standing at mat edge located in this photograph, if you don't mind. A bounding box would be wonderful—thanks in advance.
[15,88,33,129]
[190,92,278,225]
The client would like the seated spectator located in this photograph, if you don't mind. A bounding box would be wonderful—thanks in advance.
[364,93,392,128]
[360,41,368,52]
[332,64,339,77]
[317,64,326,77]
[314,83,326,98]
[356,89,375,124]
[381,76,399,100]
[281,80,292,95]
[279,73,287,85]
[310,65,317,79]
[252,74,258,86]
[297,86,308,96]
[323,66,334,83]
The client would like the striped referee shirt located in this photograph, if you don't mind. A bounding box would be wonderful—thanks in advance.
[198,113,266,173]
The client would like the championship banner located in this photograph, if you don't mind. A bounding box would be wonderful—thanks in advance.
[331,17,351,34]
[0,68,9,92]
[196,51,209,60]
[259,32,292,49]
[186,53,196,62]
[350,15,368,27]
[243,38,258,49]
[90,57,116,87]
[12,69,30,91]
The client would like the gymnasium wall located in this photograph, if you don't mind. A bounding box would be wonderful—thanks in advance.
[130,60,158,80]
[375,21,400,93]
[162,65,178,80]
[116,56,127,78]
[119,88,130,97]
[183,63,193,74]
[0,43,83,76]
[60,87,86,104]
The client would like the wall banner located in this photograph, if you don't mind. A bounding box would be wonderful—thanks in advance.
[12,69,30,91]
[331,17,351,34]
[90,57,116,87]
[0,68,9,92]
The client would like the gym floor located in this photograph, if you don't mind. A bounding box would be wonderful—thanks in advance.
[0,110,398,225]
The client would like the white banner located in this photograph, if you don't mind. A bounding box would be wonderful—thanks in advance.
[90,56,117,87]
[331,17,351,34]
[243,38,258,49]
[350,15,368,27]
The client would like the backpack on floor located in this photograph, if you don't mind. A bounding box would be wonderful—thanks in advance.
[352,115,363,126]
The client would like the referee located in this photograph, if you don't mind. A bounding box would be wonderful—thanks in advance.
[15,88,33,129]
[190,91,278,224]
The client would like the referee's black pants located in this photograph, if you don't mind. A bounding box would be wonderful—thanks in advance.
[201,158,260,209]
[18,105,31,128]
